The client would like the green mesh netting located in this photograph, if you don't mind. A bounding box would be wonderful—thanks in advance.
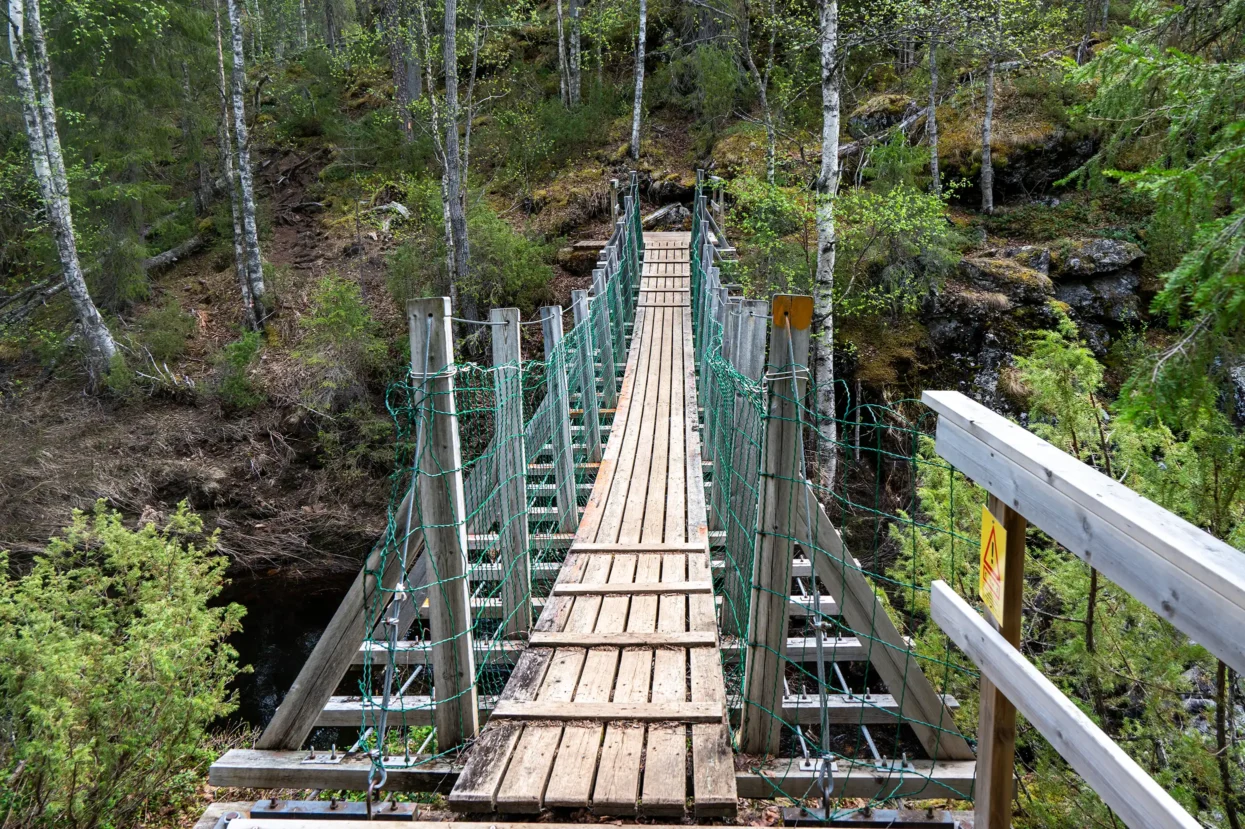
[353,180,643,780]
[691,176,978,815]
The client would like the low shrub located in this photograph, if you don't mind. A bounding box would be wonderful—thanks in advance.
[0,502,245,828]
[137,297,196,362]
[296,273,387,410]
[213,330,265,410]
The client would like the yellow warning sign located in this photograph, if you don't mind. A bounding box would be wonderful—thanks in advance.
[979,506,1007,623]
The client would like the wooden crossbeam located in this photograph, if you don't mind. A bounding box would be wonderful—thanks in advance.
[490,701,723,723]
[352,634,885,666]
[527,631,716,648]
[208,750,976,800]
[570,541,706,552]
[551,581,713,595]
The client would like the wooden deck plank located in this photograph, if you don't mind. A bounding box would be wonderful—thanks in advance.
[452,232,736,817]
[641,551,690,815]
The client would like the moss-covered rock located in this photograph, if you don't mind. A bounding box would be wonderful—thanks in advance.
[958,256,1055,304]
[1050,237,1143,277]
[848,94,916,139]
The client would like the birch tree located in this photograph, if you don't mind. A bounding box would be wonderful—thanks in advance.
[629,0,647,159]
[216,0,257,328]
[6,0,118,384]
[440,0,479,319]
[388,0,414,141]
[569,0,581,106]
[226,0,267,321]
[968,0,1060,214]
[738,0,778,183]
[556,0,570,105]
[813,0,840,486]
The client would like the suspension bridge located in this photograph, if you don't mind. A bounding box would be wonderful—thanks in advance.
[205,172,1245,829]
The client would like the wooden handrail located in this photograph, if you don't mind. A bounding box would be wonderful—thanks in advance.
[931,581,1199,829]
[922,389,1245,676]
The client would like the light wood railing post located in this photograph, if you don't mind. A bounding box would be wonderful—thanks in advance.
[708,295,741,533]
[407,296,478,749]
[975,495,1027,829]
[739,294,812,756]
[592,267,619,408]
[572,289,603,462]
[610,178,620,223]
[490,306,531,638]
[719,298,769,639]
[542,305,580,533]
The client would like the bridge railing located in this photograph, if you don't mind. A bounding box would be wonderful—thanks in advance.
[689,172,979,812]
[922,391,1245,829]
[249,173,644,767]
[689,171,1244,825]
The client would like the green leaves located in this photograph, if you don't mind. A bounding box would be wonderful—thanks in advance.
[0,501,245,828]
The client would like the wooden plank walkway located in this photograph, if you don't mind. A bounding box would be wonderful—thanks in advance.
[448,232,737,818]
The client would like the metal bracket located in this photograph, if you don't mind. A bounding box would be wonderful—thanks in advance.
[783,808,958,828]
[250,799,418,820]
[299,746,344,765]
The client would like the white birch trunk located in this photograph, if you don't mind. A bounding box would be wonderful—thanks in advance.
[928,30,941,195]
[813,0,839,488]
[299,0,309,48]
[630,0,646,160]
[980,55,995,214]
[555,0,569,106]
[442,0,477,319]
[226,0,267,316]
[569,0,581,106]
[8,0,118,383]
[216,0,257,328]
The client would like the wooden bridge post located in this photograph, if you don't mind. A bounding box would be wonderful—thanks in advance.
[975,495,1027,829]
[572,289,604,463]
[720,298,770,639]
[739,294,812,755]
[591,267,619,408]
[491,306,531,638]
[408,296,478,749]
[542,305,581,533]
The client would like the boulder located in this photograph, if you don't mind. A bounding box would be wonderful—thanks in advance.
[958,256,1054,305]
[1054,272,1141,325]
[1051,238,1143,278]
[847,94,917,139]
[997,244,1051,275]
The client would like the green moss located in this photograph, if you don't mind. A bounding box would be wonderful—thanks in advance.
[840,317,929,386]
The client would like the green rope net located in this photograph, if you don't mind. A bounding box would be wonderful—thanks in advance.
[346,173,976,817]
[691,178,978,816]
[353,180,643,781]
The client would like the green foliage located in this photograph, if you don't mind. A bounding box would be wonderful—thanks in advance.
[656,45,741,135]
[94,232,150,311]
[297,273,387,409]
[725,175,814,297]
[103,352,138,398]
[835,180,962,319]
[136,296,196,362]
[386,182,553,315]
[1068,13,1245,419]
[213,330,265,410]
[464,208,555,313]
[315,401,394,484]
[0,501,244,828]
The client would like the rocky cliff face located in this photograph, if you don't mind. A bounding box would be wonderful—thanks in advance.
[921,237,1145,409]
